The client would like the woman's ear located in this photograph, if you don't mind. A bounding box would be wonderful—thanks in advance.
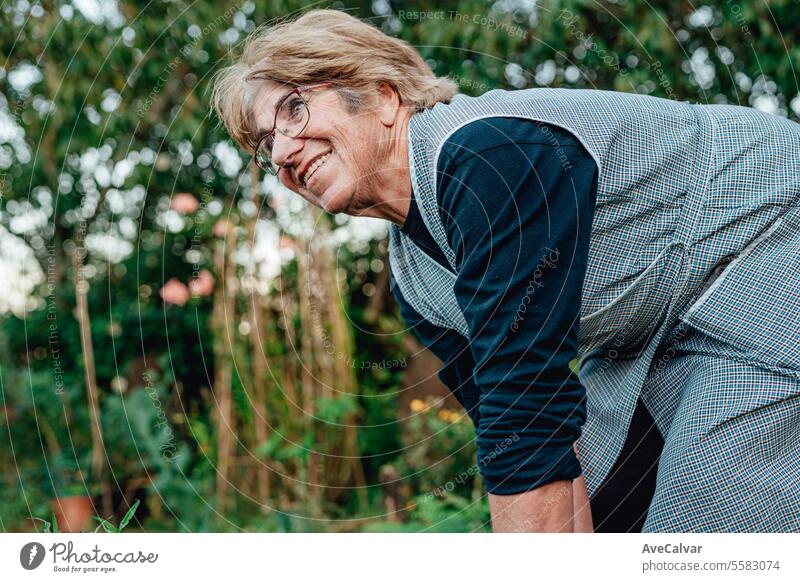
[375,82,401,127]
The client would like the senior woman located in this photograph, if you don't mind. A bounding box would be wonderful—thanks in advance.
[211,9,800,533]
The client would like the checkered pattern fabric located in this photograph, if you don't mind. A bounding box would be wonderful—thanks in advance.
[388,88,800,530]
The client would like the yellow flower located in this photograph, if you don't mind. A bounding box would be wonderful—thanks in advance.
[438,409,451,421]
[410,399,425,412]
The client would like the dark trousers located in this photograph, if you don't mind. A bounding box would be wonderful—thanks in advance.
[590,397,664,532]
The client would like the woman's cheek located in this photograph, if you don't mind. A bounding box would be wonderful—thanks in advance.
[278,169,298,192]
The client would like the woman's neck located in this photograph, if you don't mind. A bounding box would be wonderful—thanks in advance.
[350,108,414,226]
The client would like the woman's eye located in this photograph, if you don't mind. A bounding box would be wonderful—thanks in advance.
[286,98,305,120]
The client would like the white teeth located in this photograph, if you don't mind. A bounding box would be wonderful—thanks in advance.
[303,152,331,186]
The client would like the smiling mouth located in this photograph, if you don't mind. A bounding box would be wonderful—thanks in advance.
[301,151,332,187]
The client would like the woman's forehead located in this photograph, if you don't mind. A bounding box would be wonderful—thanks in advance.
[247,80,294,127]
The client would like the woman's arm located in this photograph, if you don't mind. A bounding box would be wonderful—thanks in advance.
[392,270,592,532]
[435,117,599,531]
[489,471,592,532]
[490,480,575,532]
[572,443,594,532]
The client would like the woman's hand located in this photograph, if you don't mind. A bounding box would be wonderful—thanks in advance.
[572,474,594,532]
[489,480,575,532]
[572,442,593,532]
[488,443,594,533]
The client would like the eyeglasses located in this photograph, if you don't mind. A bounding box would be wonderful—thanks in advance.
[253,82,334,174]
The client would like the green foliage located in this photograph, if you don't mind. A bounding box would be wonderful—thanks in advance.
[93,500,140,533]
[34,514,59,534]
[366,493,490,533]
[395,398,479,500]
[315,394,359,423]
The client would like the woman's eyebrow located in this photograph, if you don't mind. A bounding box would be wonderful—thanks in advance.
[255,88,296,140]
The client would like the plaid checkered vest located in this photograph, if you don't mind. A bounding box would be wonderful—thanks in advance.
[388,87,800,496]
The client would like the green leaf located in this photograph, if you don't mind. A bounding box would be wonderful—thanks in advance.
[92,515,119,533]
[118,500,140,532]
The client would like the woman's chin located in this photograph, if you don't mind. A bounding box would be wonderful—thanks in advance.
[316,185,351,214]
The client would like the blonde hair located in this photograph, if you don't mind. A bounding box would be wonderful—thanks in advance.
[210,9,459,152]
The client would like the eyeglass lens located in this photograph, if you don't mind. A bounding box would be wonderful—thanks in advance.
[257,94,309,171]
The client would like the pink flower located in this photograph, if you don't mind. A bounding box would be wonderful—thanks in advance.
[171,193,200,214]
[278,235,294,250]
[213,219,229,237]
[159,278,190,306]
[189,269,215,297]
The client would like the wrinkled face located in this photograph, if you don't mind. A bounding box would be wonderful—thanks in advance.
[249,80,384,215]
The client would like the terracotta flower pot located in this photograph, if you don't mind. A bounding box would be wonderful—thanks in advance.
[51,496,95,532]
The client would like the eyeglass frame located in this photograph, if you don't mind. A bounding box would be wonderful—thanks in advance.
[253,81,335,174]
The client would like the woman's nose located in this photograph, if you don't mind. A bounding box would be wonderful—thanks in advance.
[270,132,303,172]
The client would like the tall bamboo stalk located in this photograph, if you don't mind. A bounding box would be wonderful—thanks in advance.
[246,163,272,508]
[278,278,300,415]
[295,234,323,516]
[71,245,111,516]
[213,223,237,515]
[275,279,307,505]
[247,292,272,506]
[313,218,366,505]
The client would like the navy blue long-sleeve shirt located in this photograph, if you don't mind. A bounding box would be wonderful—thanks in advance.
[389,116,598,495]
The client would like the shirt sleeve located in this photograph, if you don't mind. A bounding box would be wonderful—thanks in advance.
[435,117,598,495]
[389,269,481,421]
